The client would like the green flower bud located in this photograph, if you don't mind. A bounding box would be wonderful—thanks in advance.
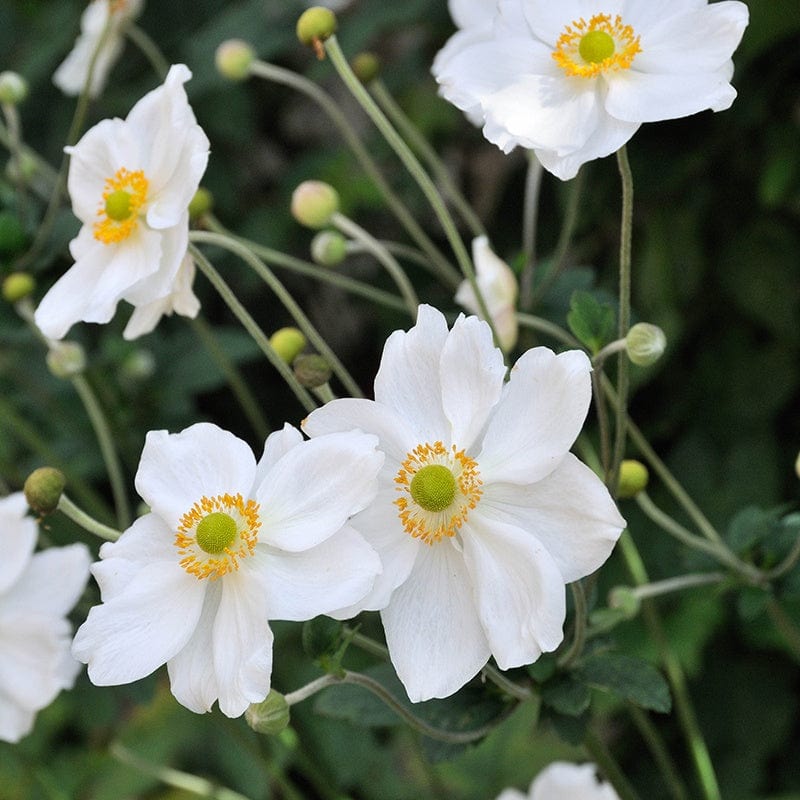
[0,71,28,105]
[302,616,343,660]
[626,322,666,367]
[293,353,332,388]
[245,690,290,735]
[291,181,339,229]
[296,7,337,47]
[617,459,649,499]
[310,230,347,267]
[608,586,641,618]
[270,327,307,364]
[188,187,213,220]
[46,341,87,378]
[120,349,156,383]
[2,272,35,303]
[24,467,66,516]
[215,39,255,81]
[351,52,380,84]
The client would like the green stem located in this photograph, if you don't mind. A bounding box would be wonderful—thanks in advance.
[2,102,28,216]
[369,78,485,238]
[583,727,641,800]
[331,212,419,316]
[190,244,317,412]
[765,596,800,663]
[557,580,588,668]
[515,312,580,348]
[344,627,390,659]
[594,338,627,367]
[58,494,121,542]
[763,534,800,581]
[284,674,338,705]
[125,23,170,78]
[628,572,727,602]
[519,154,543,311]
[481,663,534,701]
[628,705,689,800]
[190,231,363,399]
[248,60,459,288]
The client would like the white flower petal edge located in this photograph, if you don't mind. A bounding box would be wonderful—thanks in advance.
[529,761,620,800]
[304,305,626,701]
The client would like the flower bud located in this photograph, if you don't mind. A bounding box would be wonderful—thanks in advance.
[291,181,339,229]
[215,39,255,81]
[351,52,380,84]
[626,322,666,367]
[46,341,87,378]
[120,349,156,383]
[245,690,290,735]
[270,327,307,364]
[293,353,332,388]
[0,71,28,105]
[296,7,337,47]
[310,230,347,267]
[608,586,640,618]
[617,459,649,499]
[2,272,35,303]
[188,187,213,220]
[24,467,66,516]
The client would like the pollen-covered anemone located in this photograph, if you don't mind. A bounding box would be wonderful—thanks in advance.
[303,305,626,702]
[35,64,209,340]
[72,422,383,718]
[433,0,749,179]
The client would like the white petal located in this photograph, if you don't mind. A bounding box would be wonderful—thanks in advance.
[123,222,189,305]
[253,423,305,490]
[520,0,624,46]
[0,493,36,594]
[449,0,497,29]
[481,453,625,583]
[530,761,620,799]
[134,423,257,530]
[381,542,490,702]
[256,525,381,620]
[478,348,592,484]
[72,561,206,685]
[462,515,566,668]
[256,431,383,552]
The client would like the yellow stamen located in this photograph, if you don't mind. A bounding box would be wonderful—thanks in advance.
[93,167,149,245]
[552,14,641,78]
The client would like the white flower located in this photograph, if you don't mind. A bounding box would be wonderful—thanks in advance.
[35,64,209,341]
[72,422,383,718]
[303,305,625,701]
[434,0,749,179]
[0,493,91,743]
[498,762,620,800]
[455,235,518,351]
[53,0,144,98]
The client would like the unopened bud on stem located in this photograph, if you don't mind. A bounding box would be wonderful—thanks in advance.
[617,459,649,499]
[626,322,666,367]
[215,39,255,81]
[291,181,339,229]
[24,467,66,516]
[270,327,307,365]
[311,230,347,267]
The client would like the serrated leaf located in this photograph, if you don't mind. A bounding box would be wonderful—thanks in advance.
[566,290,616,354]
[574,653,671,713]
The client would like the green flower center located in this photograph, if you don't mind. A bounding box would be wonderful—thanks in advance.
[195,511,237,554]
[104,189,134,221]
[579,29,615,63]
[409,464,456,512]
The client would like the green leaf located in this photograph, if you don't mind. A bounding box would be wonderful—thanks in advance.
[541,675,591,717]
[566,290,616,354]
[574,652,672,713]
[726,506,782,555]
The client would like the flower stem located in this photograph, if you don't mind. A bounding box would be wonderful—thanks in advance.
[583,727,641,800]
[1,101,28,217]
[628,705,689,800]
[284,674,339,706]
[557,580,588,668]
[516,312,580,348]
[125,23,170,79]
[58,494,121,542]
[344,627,390,659]
[190,244,317,412]
[628,571,727,602]
[481,663,534,701]
[765,596,800,663]
[519,154,543,311]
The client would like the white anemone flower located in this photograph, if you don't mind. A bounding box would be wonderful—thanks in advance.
[0,493,91,743]
[53,0,144,98]
[498,762,620,800]
[72,422,383,718]
[35,64,209,341]
[303,305,625,701]
[434,0,749,180]
[455,235,519,351]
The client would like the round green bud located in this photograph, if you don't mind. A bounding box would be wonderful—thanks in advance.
[296,7,337,47]
[410,464,456,512]
[46,341,87,378]
[245,690,290,735]
[351,52,380,84]
[5,151,38,184]
[188,187,213,220]
[291,181,339,229]
[608,586,640,618]
[24,467,66,516]
[626,322,666,367]
[293,353,332,388]
[310,230,347,267]
[215,39,255,81]
[302,615,343,660]
[0,210,28,255]
[2,272,35,303]
[270,327,307,364]
[617,459,649,499]
[0,71,28,105]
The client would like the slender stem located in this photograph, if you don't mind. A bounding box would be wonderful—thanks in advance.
[248,60,459,287]
[583,727,641,800]
[369,78,484,238]
[628,572,726,602]
[2,102,27,216]
[58,494,121,542]
[765,596,800,663]
[557,580,588,668]
[628,706,689,800]
[344,628,390,660]
[592,369,613,478]
[125,23,169,78]
[331,212,419,316]
[516,312,580,348]
[519,154,543,311]
[594,338,627,366]
[763,534,800,581]
[190,244,317,412]
[190,231,363,399]
[610,146,634,492]
[284,674,339,706]
[481,664,533,701]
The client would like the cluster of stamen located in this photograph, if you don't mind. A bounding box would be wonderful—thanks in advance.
[394,441,482,545]
[175,493,260,580]
[93,167,149,245]
[552,14,641,78]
